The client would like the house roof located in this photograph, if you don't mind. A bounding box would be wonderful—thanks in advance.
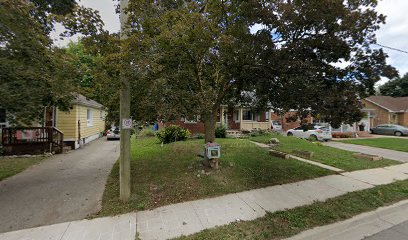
[365,96,408,112]
[73,94,104,109]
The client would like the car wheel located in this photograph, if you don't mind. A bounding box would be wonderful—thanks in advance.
[287,132,293,137]
[369,129,374,134]
[395,131,403,137]
[309,134,318,141]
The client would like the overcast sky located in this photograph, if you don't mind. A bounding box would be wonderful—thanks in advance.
[54,0,408,81]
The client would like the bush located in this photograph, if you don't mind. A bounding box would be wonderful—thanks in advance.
[215,125,227,138]
[156,125,191,144]
[249,129,268,137]
[332,132,354,138]
[139,127,156,137]
[191,133,204,139]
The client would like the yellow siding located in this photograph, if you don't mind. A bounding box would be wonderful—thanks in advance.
[56,106,78,139]
[77,105,105,138]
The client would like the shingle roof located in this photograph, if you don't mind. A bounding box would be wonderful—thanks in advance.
[365,96,408,112]
[73,94,104,109]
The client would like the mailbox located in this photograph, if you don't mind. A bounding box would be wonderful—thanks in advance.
[205,142,221,159]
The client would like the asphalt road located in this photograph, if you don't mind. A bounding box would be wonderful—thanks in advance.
[0,138,119,233]
[365,220,408,240]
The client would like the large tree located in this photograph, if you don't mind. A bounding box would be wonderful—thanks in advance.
[379,73,408,97]
[0,0,103,125]
[123,0,396,143]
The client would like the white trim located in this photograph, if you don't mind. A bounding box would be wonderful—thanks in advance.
[86,109,93,127]
[71,132,102,149]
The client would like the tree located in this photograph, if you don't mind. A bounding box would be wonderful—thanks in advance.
[70,35,161,126]
[0,0,103,125]
[124,0,396,143]
[379,73,408,97]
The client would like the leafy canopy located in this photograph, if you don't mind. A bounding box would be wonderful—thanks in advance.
[379,73,408,97]
[0,0,103,125]
[122,0,396,136]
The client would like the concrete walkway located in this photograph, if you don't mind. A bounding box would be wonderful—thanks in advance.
[2,163,408,240]
[0,138,120,233]
[251,141,344,172]
[323,141,408,162]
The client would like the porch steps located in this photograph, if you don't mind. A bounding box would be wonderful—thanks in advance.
[226,130,241,137]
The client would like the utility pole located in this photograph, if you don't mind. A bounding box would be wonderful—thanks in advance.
[119,0,131,202]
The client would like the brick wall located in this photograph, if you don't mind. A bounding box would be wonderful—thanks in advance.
[361,99,391,127]
[165,120,205,134]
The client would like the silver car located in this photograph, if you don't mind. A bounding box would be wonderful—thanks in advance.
[107,127,120,140]
[370,124,408,136]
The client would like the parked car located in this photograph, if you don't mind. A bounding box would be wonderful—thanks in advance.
[107,127,120,140]
[271,120,282,131]
[287,125,332,141]
[370,124,408,136]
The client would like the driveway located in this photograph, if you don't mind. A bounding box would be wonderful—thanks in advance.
[0,138,120,233]
[324,141,408,162]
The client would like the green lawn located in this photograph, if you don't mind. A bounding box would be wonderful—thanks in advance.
[250,134,399,171]
[340,138,408,152]
[99,137,332,216]
[0,156,46,181]
[176,179,408,240]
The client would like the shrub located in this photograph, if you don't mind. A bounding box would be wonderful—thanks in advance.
[156,125,191,144]
[139,127,155,137]
[249,129,267,137]
[332,132,354,138]
[191,133,204,139]
[215,125,227,138]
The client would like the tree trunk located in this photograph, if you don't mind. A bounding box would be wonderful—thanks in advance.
[204,112,217,143]
[203,110,218,169]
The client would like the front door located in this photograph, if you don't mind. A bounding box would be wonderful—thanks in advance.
[45,107,56,127]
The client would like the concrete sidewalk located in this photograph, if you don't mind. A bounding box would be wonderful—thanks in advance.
[2,163,408,240]
[323,141,408,162]
[287,199,408,240]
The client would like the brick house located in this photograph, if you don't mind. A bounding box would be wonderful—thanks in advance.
[360,96,408,131]
[166,106,313,134]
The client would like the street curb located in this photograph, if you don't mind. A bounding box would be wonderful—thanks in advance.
[285,199,408,240]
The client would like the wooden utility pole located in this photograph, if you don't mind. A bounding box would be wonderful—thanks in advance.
[119,0,131,202]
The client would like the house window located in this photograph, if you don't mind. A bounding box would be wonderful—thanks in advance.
[185,115,200,123]
[242,110,253,121]
[100,110,105,120]
[87,109,93,126]
[0,109,6,123]
[265,111,269,121]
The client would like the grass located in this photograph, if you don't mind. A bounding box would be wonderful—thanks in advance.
[98,137,332,216]
[249,133,399,171]
[340,137,408,152]
[0,156,46,181]
[176,179,408,240]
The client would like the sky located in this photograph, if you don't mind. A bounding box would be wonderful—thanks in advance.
[54,0,408,82]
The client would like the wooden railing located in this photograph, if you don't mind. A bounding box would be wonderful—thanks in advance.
[1,127,64,154]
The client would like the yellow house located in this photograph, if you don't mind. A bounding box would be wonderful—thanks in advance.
[44,94,106,149]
